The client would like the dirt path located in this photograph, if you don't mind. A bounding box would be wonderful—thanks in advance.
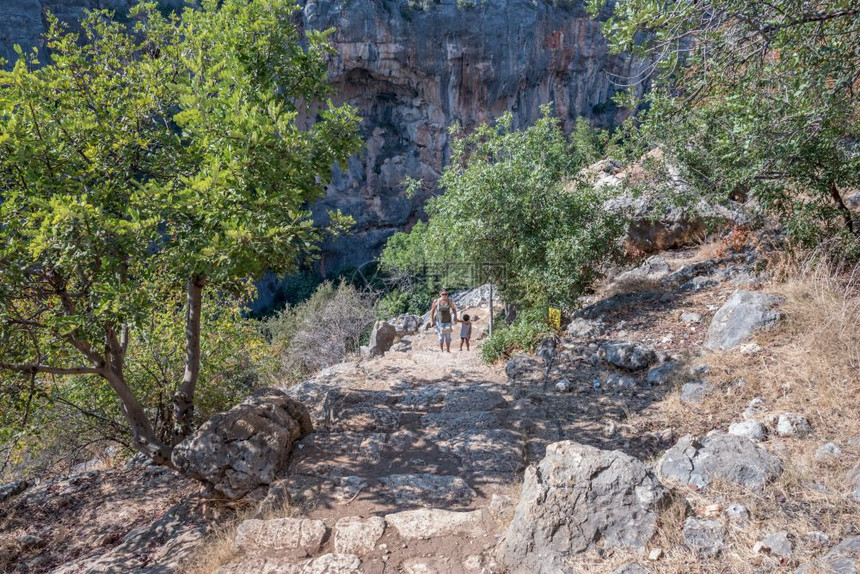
[272,308,520,572]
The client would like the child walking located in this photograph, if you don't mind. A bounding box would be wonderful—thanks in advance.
[459,314,472,351]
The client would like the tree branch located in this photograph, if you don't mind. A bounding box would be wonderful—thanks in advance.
[0,362,103,376]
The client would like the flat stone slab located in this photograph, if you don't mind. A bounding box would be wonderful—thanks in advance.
[333,517,385,555]
[433,428,524,474]
[442,387,507,412]
[379,474,476,507]
[384,509,488,540]
[233,518,326,558]
[659,432,782,490]
[216,557,305,574]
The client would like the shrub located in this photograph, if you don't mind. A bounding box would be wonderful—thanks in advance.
[264,282,376,384]
[482,308,552,363]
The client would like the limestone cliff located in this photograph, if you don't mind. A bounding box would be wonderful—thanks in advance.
[0,0,646,272]
[302,0,647,272]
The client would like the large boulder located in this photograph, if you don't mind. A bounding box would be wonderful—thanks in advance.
[705,291,782,351]
[600,340,658,371]
[659,432,783,491]
[171,389,312,499]
[499,441,669,573]
[366,321,397,357]
[796,536,860,574]
[390,314,421,337]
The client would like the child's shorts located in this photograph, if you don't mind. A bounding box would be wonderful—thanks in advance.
[436,321,452,344]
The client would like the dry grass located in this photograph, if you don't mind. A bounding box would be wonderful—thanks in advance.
[572,252,860,572]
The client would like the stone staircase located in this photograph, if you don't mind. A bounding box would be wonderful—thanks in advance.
[217,309,519,573]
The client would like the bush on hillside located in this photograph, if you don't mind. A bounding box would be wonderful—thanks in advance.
[264,282,376,384]
[482,308,553,363]
[380,107,626,314]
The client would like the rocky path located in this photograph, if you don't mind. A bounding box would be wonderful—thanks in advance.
[268,309,520,573]
[216,262,713,573]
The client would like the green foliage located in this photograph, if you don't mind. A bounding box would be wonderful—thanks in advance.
[263,282,375,385]
[481,308,552,363]
[587,0,860,246]
[2,286,271,477]
[381,106,625,310]
[0,0,361,462]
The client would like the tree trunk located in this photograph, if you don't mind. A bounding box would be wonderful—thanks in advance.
[829,180,857,235]
[173,274,206,444]
[102,367,174,467]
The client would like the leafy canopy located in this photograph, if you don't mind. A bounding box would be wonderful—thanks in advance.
[381,108,624,309]
[588,0,860,244]
[0,0,361,463]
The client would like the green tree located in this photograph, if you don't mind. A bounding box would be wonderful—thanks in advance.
[0,0,361,467]
[588,0,860,243]
[381,106,624,309]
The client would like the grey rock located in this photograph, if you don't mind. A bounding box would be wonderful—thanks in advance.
[390,313,422,337]
[729,420,767,442]
[796,536,860,574]
[17,533,47,549]
[391,340,412,352]
[646,361,679,386]
[234,517,326,557]
[680,312,703,324]
[305,554,362,574]
[815,442,842,460]
[683,518,725,556]
[605,184,707,254]
[705,291,782,351]
[614,255,671,283]
[566,317,604,338]
[848,462,860,503]
[761,531,793,558]
[379,474,476,507]
[689,364,711,376]
[600,340,657,371]
[744,397,767,420]
[171,389,312,499]
[59,501,205,574]
[606,372,637,388]
[0,480,30,503]
[432,428,523,474]
[333,516,385,555]
[739,343,762,355]
[488,493,515,522]
[384,509,487,540]
[555,378,572,393]
[680,276,719,291]
[806,531,830,548]
[660,260,717,289]
[499,441,669,573]
[659,432,783,490]
[724,503,750,522]
[613,564,650,574]
[367,321,397,357]
[680,381,713,405]
[777,413,813,437]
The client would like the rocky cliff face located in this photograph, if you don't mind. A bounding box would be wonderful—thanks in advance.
[302,0,647,272]
[0,0,645,272]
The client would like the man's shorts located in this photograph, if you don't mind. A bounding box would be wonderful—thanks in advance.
[436,321,453,344]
